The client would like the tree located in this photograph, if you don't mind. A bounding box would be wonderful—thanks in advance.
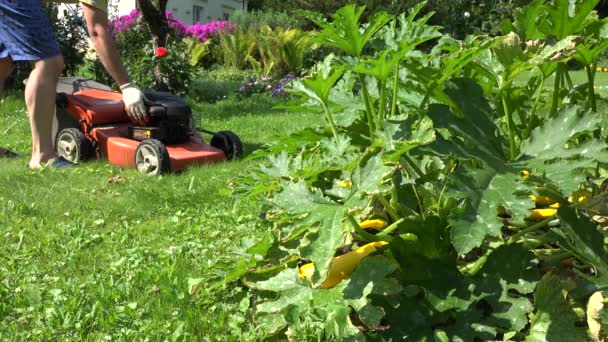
[136,0,169,90]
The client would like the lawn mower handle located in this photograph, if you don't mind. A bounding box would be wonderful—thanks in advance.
[196,128,218,136]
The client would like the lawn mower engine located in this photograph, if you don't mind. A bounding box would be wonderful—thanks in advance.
[128,92,193,145]
[53,77,243,175]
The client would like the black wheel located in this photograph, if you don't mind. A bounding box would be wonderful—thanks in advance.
[134,139,170,176]
[210,131,243,160]
[55,128,92,163]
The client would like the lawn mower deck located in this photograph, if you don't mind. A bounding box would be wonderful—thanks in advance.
[53,78,242,175]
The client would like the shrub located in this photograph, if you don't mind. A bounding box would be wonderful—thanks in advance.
[216,28,256,70]
[201,67,257,82]
[189,79,242,103]
[229,9,304,31]
[248,26,313,78]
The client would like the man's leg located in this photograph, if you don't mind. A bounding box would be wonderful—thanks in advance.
[25,55,64,168]
[0,57,14,98]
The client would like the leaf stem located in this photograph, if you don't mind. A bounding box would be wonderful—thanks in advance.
[377,218,405,236]
[321,101,340,143]
[390,64,400,118]
[501,92,517,160]
[529,73,545,123]
[400,154,424,179]
[378,79,387,127]
[586,63,597,112]
[379,195,400,222]
[347,214,390,243]
[550,63,563,117]
[507,217,553,244]
[358,73,377,138]
[563,68,573,90]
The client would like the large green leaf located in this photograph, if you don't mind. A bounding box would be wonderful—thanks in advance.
[381,115,436,162]
[387,3,442,50]
[292,54,345,105]
[306,4,393,57]
[510,0,547,40]
[396,215,454,261]
[250,256,401,339]
[427,79,508,170]
[443,78,504,150]
[352,48,410,81]
[520,105,604,160]
[250,268,362,340]
[274,181,345,285]
[381,295,437,341]
[344,255,401,327]
[553,206,608,287]
[539,0,600,39]
[525,273,591,342]
[353,4,442,81]
[526,158,594,195]
[574,37,608,65]
[391,242,539,339]
[406,38,499,108]
[350,153,392,196]
[448,168,533,255]
[473,244,540,332]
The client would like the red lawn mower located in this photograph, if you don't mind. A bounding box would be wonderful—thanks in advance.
[53,77,242,175]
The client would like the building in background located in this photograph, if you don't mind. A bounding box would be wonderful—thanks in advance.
[109,0,248,23]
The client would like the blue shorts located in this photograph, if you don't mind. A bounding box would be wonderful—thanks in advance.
[0,0,61,61]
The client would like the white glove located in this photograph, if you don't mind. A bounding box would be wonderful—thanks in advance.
[120,82,147,122]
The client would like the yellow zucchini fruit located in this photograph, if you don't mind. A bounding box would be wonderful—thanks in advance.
[298,241,389,289]
[359,219,387,230]
[529,195,556,205]
[337,180,352,188]
[528,208,557,220]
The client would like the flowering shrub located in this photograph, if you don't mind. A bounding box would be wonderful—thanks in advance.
[185,20,236,41]
[108,9,140,36]
[237,75,295,97]
[109,10,233,42]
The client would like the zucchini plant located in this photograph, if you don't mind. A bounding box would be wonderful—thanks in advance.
[195,1,608,340]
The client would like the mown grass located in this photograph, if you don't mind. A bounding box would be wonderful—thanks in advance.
[0,89,318,340]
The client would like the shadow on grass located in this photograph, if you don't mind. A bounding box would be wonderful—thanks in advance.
[243,142,265,157]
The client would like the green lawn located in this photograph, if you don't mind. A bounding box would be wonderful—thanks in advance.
[0,91,318,340]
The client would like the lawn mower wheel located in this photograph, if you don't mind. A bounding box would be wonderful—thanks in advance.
[55,128,92,163]
[210,131,243,160]
[135,139,170,176]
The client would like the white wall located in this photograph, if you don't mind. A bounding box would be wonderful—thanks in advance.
[58,0,247,25]
[109,0,248,23]
[167,0,247,25]
[111,0,137,18]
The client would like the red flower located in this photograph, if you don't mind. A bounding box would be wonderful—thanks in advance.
[155,47,168,58]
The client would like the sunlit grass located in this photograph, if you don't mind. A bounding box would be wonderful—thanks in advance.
[0,90,318,339]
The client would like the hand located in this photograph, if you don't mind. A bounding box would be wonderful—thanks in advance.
[120,82,147,122]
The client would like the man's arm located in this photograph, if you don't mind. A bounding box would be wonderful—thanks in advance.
[81,3,129,86]
[81,3,146,121]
